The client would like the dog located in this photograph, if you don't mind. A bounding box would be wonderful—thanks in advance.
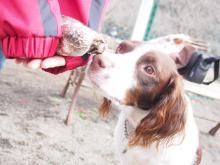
[87,35,205,165]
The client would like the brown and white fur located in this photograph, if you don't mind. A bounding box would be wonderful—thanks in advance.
[87,35,205,165]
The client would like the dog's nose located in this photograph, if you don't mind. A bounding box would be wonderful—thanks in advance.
[92,55,113,70]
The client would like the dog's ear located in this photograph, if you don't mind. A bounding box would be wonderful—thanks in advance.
[99,97,112,118]
[130,75,186,147]
[116,40,142,54]
[170,46,196,68]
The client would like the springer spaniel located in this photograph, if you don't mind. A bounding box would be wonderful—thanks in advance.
[87,35,206,165]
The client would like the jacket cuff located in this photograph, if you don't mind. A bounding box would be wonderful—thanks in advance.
[2,36,60,59]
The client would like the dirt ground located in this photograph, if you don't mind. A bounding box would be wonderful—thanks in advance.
[0,61,219,165]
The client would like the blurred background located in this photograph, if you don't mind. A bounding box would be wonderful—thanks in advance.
[0,0,220,164]
[103,0,220,55]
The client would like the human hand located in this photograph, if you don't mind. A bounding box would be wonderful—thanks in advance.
[15,53,91,74]
[15,56,66,70]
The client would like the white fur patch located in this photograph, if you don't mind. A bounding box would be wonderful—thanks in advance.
[114,97,199,165]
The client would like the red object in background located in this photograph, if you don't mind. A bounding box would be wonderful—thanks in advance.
[0,0,109,74]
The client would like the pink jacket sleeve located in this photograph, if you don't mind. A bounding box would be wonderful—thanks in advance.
[0,0,62,59]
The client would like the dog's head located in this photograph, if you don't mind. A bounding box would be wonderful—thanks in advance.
[87,38,197,146]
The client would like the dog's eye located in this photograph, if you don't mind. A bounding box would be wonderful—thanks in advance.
[144,65,155,75]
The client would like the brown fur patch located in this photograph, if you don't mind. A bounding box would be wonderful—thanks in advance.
[99,97,112,118]
[116,40,142,54]
[195,145,202,165]
[129,75,186,147]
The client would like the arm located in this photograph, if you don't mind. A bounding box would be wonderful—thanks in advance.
[0,0,109,74]
[0,0,61,59]
[43,0,109,74]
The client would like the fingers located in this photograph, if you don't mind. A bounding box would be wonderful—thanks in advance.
[26,59,42,69]
[15,59,42,69]
[41,56,65,69]
[15,59,25,64]
[14,56,66,70]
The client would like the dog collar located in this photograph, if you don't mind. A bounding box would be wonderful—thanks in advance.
[122,119,135,154]
[124,119,135,140]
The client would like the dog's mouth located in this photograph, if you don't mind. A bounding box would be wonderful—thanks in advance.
[88,71,124,105]
[87,71,111,98]
[88,71,104,88]
[89,78,100,88]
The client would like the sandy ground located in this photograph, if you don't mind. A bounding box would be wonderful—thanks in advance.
[0,61,220,165]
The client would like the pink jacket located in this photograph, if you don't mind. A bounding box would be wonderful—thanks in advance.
[0,0,109,74]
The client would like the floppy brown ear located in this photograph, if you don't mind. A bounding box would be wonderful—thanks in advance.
[130,75,186,147]
[170,46,196,68]
[116,40,142,54]
[99,97,112,119]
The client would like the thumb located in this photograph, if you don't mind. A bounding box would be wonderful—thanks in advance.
[41,56,66,69]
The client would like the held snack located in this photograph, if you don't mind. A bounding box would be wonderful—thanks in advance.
[56,16,106,56]
[42,16,107,74]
